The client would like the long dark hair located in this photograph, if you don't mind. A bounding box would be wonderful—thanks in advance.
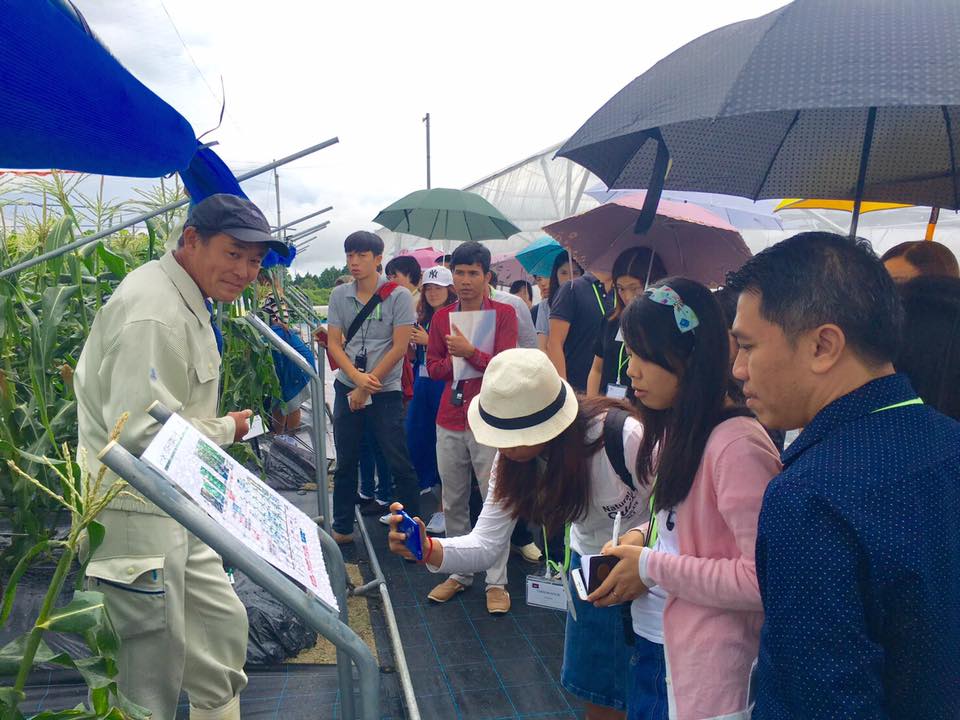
[609,247,667,322]
[493,396,632,535]
[620,277,748,512]
[417,286,457,326]
[548,252,584,307]
[897,275,960,420]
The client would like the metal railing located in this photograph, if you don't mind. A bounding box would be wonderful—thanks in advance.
[98,402,378,720]
[0,137,339,280]
[243,313,330,532]
[244,303,421,720]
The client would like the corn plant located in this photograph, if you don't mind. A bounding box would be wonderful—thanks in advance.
[1,174,282,574]
[0,417,150,720]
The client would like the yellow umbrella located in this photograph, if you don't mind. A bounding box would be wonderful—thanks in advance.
[775,199,940,240]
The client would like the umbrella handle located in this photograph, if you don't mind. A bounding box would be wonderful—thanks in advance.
[925,207,940,240]
[633,129,670,236]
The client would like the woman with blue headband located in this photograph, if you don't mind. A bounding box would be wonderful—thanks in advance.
[589,278,782,720]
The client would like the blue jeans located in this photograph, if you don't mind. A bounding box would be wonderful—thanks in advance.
[358,424,393,503]
[331,381,420,535]
[627,635,668,720]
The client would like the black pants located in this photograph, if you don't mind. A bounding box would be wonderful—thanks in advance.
[332,380,420,534]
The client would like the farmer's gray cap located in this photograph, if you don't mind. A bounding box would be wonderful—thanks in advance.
[186,194,290,258]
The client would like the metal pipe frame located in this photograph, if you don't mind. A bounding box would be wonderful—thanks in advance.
[0,137,339,279]
[98,437,378,720]
[286,220,330,243]
[244,313,329,531]
[272,206,333,234]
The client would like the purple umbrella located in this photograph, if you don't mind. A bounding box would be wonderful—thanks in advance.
[585,184,784,231]
[543,191,751,287]
[490,252,533,286]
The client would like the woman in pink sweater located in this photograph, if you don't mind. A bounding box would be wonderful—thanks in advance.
[589,278,781,720]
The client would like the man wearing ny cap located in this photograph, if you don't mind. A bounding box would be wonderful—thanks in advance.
[74,193,289,720]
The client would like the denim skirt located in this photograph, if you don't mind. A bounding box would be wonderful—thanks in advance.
[561,551,631,710]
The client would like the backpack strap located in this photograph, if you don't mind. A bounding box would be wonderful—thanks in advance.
[344,281,400,345]
[603,407,634,490]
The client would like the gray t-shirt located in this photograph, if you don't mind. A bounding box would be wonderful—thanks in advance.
[327,278,415,392]
[491,288,538,349]
[535,299,551,336]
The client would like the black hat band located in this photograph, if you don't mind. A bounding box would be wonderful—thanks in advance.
[478,384,567,430]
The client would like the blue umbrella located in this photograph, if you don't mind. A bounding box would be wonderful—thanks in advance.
[516,236,565,277]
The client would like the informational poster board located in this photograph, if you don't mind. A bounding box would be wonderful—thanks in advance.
[449,309,496,382]
[141,413,338,611]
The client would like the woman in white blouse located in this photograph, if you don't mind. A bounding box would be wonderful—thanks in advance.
[387,348,660,720]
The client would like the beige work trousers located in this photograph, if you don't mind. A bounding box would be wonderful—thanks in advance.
[436,426,509,587]
[83,509,248,720]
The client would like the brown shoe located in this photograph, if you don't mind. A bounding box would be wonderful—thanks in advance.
[332,531,354,545]
[427,578,466,603]
[486,586,511,614]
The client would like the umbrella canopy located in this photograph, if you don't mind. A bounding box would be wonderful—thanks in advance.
[543,191,751,287]
[515,236,565,277]
[775,198,942,240]
[397,246,444,270]
[490,252,533,286]
[558,0,960,237]
[374,188,521,242]
[587,185,783,231]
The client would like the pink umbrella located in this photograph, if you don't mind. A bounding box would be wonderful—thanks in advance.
[543,191,751,287]
[490,252,533,286]
[397,245,444,270]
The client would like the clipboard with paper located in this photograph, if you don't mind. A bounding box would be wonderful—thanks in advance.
[449,309,496,382]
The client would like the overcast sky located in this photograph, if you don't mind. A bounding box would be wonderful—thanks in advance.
[73,0,788,273]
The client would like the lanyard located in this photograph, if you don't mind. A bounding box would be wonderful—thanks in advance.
[617,342,628,385]
[645,494,659,549]
[871,397,923,413]
[542,524,571,575]
[591,282,606,315]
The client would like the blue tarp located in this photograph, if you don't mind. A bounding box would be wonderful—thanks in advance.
[0,0,197,177]
[0,0,294,266]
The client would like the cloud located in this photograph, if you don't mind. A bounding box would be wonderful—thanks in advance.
[70,0,795,274]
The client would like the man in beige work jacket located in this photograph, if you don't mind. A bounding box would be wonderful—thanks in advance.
[74,194,289,720]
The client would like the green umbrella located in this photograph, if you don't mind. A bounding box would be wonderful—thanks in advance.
[373,188,521,241]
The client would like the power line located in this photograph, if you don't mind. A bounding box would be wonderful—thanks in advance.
[158,0,235,129]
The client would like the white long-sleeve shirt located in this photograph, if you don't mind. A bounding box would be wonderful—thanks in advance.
[433,413,649,575]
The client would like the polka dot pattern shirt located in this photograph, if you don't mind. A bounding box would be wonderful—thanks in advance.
[753,374,960,719]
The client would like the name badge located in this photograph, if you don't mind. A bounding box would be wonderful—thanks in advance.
[606,383,628,400]
[525,575,567,612]
[615,328,624,342]
[418,363,430,378]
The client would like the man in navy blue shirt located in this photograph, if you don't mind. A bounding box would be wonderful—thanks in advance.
[726,232,960,719]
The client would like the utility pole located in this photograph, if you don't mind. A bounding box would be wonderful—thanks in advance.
[423,113,431,189]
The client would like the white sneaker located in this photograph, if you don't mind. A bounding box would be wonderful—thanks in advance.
[425,512,445,535]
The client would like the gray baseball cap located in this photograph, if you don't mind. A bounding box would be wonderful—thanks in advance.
[185,194,290,258]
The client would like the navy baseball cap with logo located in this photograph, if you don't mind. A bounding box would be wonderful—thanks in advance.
[185,194,290,258]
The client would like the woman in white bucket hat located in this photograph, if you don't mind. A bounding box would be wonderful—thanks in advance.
[388,348,651,720]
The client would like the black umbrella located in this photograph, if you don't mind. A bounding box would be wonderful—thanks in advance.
[557,0,960,236]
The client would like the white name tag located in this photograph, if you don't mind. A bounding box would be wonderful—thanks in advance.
[418,364,430,378]
[615,328,624,342]
[525,575,567,612]
[606,383,628,400]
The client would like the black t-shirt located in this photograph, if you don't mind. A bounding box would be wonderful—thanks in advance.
[593,315,629,392]
[550,273,611,391]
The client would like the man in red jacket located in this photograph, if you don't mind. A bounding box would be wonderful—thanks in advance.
[426,241,518,613]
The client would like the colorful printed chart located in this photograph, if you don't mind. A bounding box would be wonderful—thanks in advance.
[141,413,337,611]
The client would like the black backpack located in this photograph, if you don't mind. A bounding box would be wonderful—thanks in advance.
[602,407,635,490]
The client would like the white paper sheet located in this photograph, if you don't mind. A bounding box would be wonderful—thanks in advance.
[449,309,496,382]
[141,413,338,611]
